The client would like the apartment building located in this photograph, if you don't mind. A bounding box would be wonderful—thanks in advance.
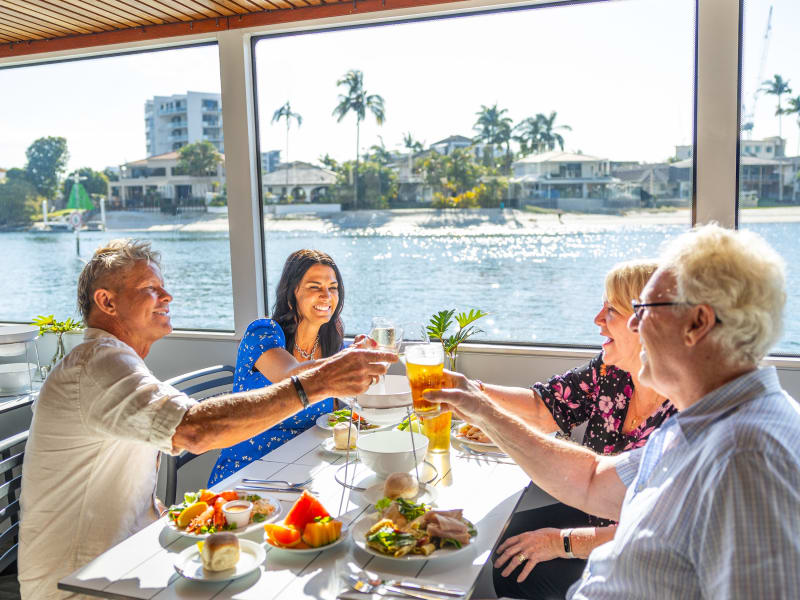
[144,91,223,156]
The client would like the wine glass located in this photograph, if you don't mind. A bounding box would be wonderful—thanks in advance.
[369,317,403,391]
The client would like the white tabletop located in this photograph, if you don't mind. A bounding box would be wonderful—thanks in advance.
[59,425,531,599]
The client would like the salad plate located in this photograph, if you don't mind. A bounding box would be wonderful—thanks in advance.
[173,539,265,582]
[351,515,475,562]
[264,521,350,554]
[316,411,395,433]
[165,493,281,539]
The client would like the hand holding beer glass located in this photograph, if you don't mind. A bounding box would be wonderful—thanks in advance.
[405,342,451,453]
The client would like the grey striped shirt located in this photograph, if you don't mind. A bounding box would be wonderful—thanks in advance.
[569,366,800,599]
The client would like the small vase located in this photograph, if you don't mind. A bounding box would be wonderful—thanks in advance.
[446,352,458,372]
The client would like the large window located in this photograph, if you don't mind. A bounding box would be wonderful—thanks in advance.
[253,0,695,344]
[0,45,234,331]
[739,0,800,353]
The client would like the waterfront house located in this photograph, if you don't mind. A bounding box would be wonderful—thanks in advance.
[261,161,336,203]
[109,151,225,211]
[611,162,692,207]
[510,150,625,211]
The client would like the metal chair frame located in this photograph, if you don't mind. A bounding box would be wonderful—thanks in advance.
[0,430,28,573]
[162,365,234,506]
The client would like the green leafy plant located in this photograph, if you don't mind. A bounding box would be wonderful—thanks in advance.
[32,315,84,369]
[426,309,489,371]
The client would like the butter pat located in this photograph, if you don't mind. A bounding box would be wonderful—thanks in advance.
[333,422,358,450]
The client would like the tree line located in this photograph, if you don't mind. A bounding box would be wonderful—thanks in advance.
[272,69,571,209]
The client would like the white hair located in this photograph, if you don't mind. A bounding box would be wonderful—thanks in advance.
[659,223,786,366]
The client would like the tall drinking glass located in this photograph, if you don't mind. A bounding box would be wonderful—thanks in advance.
[370,318,402,391]
[405,343,445,417]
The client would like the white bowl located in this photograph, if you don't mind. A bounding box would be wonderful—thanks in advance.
[0,363,37,394]
[356,430,429,478]
[0,325,38,345]
[356,375,412,409]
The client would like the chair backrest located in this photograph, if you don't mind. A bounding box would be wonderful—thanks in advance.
[0,430,28,573]
[162,365,234,506]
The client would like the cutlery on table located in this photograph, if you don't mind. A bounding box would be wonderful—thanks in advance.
[458,444,508,459]
[355,572,466,598]
[241,477,312,488]
[235,485,307,493]
[347,574,461,600]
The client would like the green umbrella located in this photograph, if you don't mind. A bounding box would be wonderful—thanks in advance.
[66,182,95,210]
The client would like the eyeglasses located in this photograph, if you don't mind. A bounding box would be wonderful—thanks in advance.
[631,300,722,324]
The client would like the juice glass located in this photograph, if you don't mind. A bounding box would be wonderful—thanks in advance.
[405,343,444,416]
[421,411,452,453]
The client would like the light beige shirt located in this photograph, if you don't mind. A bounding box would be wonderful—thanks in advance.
[19,328,196,600]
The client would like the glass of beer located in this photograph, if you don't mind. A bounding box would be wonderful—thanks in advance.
[421,410,452,453]
[405,342,445,416]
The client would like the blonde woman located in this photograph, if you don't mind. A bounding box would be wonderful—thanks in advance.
[487,260,677,600]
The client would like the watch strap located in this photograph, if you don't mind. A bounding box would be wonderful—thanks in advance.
[561,528,575,559]
[290,375,310,409]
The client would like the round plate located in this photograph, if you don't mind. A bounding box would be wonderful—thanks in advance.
[173,538,265,582]
[360,482,438,506]
[321,436,359,456]
[316,413,395,433]
[265,521,349,554]
[165,496,282,539]
[351,516,475,561]
[451,424,502,452]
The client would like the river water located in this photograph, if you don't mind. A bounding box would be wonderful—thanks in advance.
[2,217,798,353]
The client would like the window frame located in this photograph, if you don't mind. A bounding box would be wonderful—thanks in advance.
[5,0,795,361]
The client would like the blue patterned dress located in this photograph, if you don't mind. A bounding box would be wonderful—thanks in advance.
[207,318,335,485]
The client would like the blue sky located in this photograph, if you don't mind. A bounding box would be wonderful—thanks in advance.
[0,0,797,173]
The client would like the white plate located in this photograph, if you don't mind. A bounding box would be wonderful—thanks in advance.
[360,482,438,506]
[173,538,265,582]
[351,516,475,562]
[451,425,503,452]
[165,496,282,539]
[321,437,359,456]
[316,413,395,433]
[265,521,349,554]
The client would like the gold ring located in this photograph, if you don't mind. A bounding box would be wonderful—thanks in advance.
[517,553,528,564]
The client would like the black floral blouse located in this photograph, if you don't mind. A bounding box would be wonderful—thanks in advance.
[534,353,676,456]
[533,353,677,526]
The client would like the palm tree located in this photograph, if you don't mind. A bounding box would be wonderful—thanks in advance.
[781,95,800,163]
[271,101,302,195]
[760,74,792,138]
[403,132,424,154]
[538,111,572,151]
[332,69,386,209]
[513,116,543,156]
[473,104,513,167]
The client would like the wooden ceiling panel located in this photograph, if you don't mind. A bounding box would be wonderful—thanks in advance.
[0,0,467,59]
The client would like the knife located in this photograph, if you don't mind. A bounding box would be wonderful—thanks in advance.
[385,581,466,598]
[235,485,306,493]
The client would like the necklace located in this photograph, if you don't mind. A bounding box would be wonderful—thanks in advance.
[295,336,319,360]
[627,390,663,430]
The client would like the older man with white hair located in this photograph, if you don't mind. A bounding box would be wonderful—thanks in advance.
[429,224,800,598]
[19,239,396,600]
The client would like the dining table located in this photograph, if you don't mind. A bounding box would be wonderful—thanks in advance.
[58,422,541,599]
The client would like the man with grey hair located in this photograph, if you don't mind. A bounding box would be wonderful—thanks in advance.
[428,224,800,598]
[19,239,396,600]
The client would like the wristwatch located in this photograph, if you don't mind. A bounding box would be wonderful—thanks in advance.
[561,528,575,559]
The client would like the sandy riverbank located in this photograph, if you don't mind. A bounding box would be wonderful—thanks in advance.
[103,206,800,234]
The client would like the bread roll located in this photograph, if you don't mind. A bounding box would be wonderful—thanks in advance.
[201,532,240,571]
[383,472,419,499]
[333,422,358,450]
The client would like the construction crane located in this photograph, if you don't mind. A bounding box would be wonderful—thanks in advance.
[742,4,773,138]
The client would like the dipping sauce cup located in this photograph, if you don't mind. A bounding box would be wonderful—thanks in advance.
[221,500,253,529]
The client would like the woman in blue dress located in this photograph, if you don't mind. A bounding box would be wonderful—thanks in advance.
[208,249,346,485]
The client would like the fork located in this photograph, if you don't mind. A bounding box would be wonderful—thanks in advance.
[459,444,509,459]
[346,574,446,600]
[241,477,313,488]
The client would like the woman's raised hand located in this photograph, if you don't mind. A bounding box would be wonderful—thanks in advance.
[423,370,489,423]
